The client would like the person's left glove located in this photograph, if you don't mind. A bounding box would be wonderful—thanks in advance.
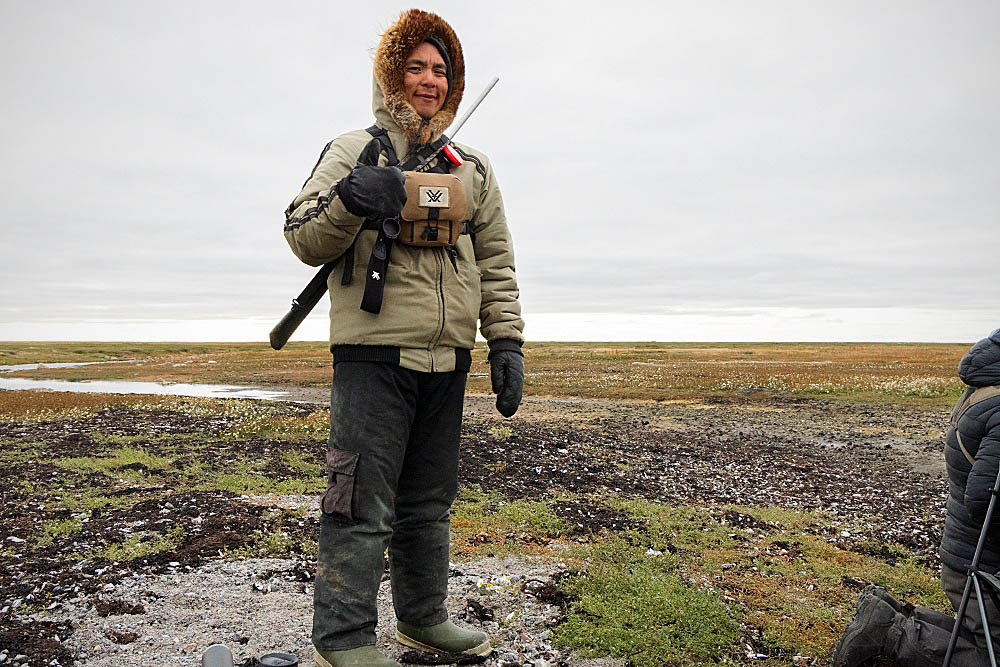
[335,165,407,219]
[489,339,524,418]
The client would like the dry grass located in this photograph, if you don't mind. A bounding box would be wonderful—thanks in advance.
[0,390,164,419]
[0,341,332,387]
[472,342,969,404]
[1,340,971,405]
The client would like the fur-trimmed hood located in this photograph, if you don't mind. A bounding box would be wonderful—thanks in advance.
[373,9,465,146]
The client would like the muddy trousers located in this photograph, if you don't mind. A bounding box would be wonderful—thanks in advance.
[885,564,1000,666]
[312,362,467,651]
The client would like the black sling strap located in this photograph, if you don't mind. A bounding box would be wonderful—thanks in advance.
[342,126,399,290]
[355,126,454,314]
[357,126,401,313]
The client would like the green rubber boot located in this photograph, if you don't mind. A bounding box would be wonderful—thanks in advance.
[395,619,492,656]
[313,645,400,667]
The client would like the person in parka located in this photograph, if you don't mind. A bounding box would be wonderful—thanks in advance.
[831,329,1000,667]
[283,9,524,667]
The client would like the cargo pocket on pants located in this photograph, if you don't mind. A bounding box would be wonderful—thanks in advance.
[321,448,359,521]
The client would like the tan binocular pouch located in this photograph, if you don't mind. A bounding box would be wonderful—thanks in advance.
[399,171,469,246]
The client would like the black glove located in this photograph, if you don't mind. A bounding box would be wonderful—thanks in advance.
[335,165,406,219]
[489,339,524,418]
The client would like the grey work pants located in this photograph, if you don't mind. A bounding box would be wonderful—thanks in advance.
[888,564,1000,666]
[312,362,467,651]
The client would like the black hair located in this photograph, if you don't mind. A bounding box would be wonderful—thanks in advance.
[424,34,453,104]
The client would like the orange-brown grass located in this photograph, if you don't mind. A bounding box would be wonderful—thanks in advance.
[0,390,167,418]
[471,342,969,404]
[1,341,972,405]
[0,341,333,387]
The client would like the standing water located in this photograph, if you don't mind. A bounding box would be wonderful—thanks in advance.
[0,362,290,400]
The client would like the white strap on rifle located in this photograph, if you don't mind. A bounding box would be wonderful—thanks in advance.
[951,385,1000,465]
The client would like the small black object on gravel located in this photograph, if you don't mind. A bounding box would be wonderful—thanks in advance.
[400,649,487,665]
[466,597,494,622]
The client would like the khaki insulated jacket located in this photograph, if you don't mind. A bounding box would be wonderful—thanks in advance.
[283,11,523,373]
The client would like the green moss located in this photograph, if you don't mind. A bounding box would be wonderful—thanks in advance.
[281,450,324,476]
[211,471,308,495]
[221,406,329,442]
[554,537,740,667]
[451,486,568,557]
[226,528,317,558]
[488,425,513,441]
[179,458,208,480]
[195,454,321,495]
[98,526,184,561]
[51,446,175,477]
[91,432,215,447]
[36,517,85,547]
[0,438,32,463]
[579,501,951,662]
[55,490,152,512]
[18,479,42,496]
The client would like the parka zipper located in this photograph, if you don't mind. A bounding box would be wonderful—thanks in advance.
[429,247,447,369]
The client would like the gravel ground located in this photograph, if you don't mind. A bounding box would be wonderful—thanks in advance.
[3,392,953,666]
[37,555,615,667]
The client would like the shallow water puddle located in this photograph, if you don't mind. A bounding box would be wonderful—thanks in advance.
[0,377,290,400]
[0,361,110,372]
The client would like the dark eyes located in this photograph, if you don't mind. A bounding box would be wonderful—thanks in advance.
[406,65,447,77]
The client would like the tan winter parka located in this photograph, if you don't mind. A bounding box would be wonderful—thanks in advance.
[283,10,523,373]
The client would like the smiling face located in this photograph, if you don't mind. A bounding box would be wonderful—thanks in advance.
[403,41,449,120]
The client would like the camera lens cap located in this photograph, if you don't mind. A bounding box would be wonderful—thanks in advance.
[259,653,298,667]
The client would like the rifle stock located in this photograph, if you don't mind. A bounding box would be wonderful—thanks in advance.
[269,261,337,350]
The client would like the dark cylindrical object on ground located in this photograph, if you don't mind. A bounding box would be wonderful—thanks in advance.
[259,652,299,666]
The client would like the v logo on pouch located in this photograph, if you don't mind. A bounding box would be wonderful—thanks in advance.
[419,186,449,207]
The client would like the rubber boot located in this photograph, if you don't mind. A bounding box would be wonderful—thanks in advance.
[313,646,400,667]
[395,619,492,656]
[831,594,900,667]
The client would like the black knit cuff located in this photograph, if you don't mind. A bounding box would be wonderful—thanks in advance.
[488,338,523,359]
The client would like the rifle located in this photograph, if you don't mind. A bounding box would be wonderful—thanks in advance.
[269,77,500,350]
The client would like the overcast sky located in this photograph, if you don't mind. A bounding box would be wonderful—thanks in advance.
[1,1,997,342]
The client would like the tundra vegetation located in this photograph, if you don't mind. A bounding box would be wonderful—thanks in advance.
[0,341,968,665]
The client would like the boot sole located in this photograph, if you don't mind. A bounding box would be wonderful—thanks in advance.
[395,630,492,657]
[314,647,334,667]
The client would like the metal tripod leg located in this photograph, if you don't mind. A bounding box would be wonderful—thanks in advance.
[974,575,998,666]
[943,467,1000,667]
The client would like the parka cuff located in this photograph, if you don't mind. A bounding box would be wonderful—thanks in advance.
[488,338,523,359]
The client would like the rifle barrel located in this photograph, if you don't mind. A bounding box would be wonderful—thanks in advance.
[449,77,499,140]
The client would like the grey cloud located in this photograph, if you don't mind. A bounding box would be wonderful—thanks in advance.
[519,253,991,313]
[1,1,998,340]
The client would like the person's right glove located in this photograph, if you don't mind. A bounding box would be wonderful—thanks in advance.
[489,339,524,418]
[335,164,407,219]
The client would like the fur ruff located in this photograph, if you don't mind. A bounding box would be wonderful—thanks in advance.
[375,9,465,145]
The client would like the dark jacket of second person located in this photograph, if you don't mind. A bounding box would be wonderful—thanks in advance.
[940,334,1000,573]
